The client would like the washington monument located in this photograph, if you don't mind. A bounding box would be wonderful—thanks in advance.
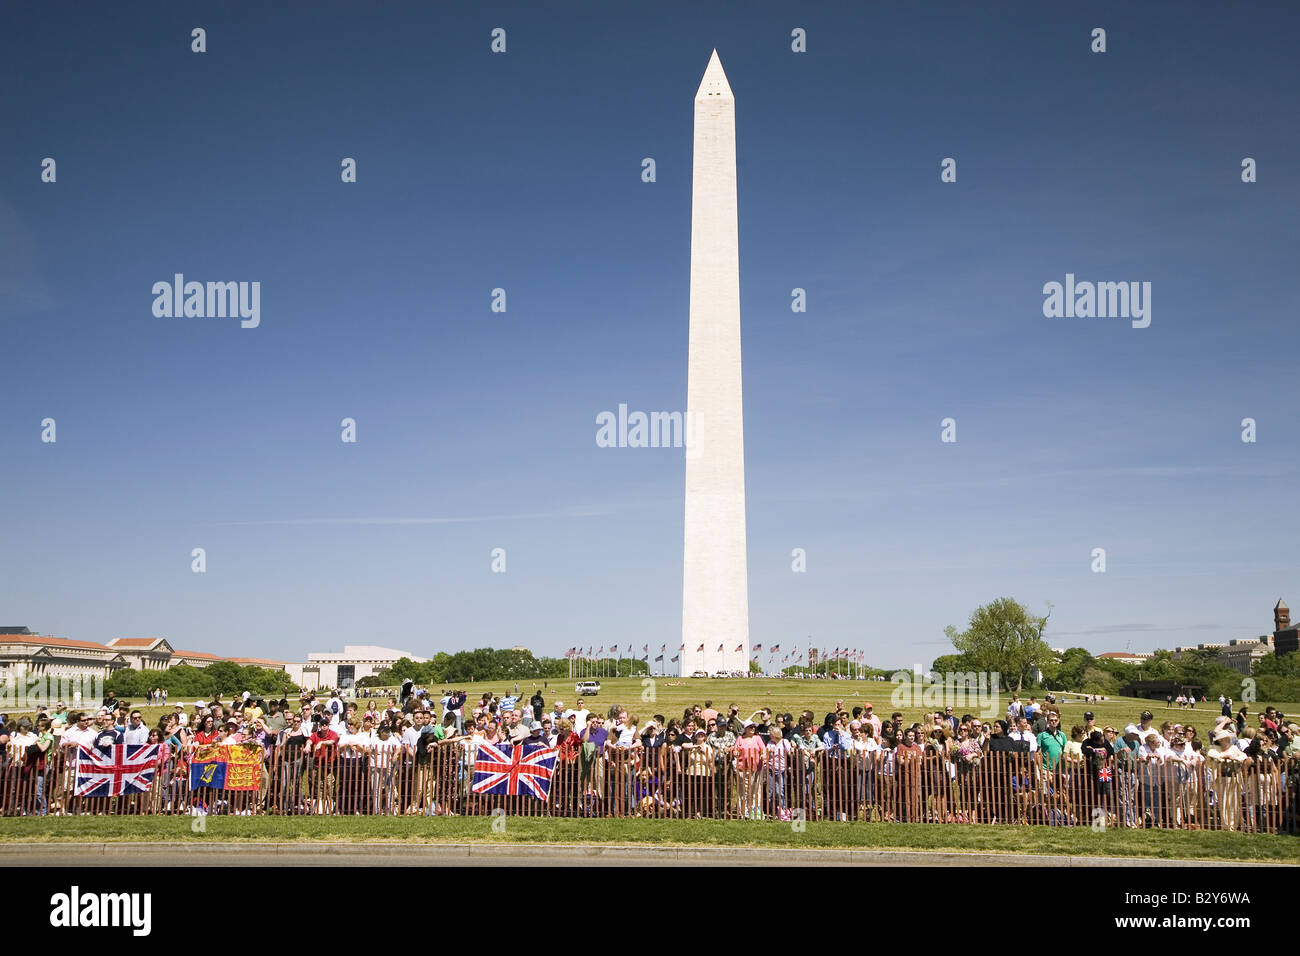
[681,50,749,677]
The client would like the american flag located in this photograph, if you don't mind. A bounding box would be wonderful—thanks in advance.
[472,742,557,799]
[670,655,679,663]
[770,644,780,653]
[75,743,160,797]
[597,646,605,656]
[717,643,724,653]
[752,643,761,653]
[697,644,705,652]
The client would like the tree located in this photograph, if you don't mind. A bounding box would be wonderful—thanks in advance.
[203,661,243,698]
[929,653,973,676]
[1079,666,1119,695]
[944,597,1054,693]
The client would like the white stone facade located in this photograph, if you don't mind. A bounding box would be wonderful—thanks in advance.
[681,51,750,677]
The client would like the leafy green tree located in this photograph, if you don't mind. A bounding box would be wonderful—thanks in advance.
[104,668,149,699]
[929,653,973,676]
[203,661,243,697]
[944,597,1054,693]
[1079,666,1119,695]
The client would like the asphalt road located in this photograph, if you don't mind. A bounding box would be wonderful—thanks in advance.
[0,842,1252,867]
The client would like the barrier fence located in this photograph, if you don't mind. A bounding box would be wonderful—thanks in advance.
[2,741,1295,833]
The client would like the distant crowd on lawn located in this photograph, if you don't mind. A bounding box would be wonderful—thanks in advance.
[2,685,1297,830]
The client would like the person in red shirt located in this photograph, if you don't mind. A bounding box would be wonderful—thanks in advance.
[308,719,339,814]
[192,715,220,745]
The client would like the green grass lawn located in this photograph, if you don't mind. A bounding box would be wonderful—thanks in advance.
[1,815,1296,862]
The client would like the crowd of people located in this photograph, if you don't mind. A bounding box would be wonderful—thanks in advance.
[1,685,1297,832]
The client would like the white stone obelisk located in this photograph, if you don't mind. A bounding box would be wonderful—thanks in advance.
[681,50,749,678]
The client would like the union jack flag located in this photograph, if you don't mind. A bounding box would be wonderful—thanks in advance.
[1098,765,1113,782]
[472,742,557,799]
[75,743,160,797]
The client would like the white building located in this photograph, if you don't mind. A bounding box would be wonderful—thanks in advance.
[283,645,427,690]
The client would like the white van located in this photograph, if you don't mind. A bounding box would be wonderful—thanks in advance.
[575,680,600,696]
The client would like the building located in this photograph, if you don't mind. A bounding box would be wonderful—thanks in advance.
[1097,651,1153,666]
[1172,642,1225,659]
[681,51,750,678]
[1218,636,1274,675]
[0,628,129,683]
[283,645,427,691]
[1273,599,1299,658]
[0,627,286,684]
[104,637,175,672]
[1120,678,1206,701]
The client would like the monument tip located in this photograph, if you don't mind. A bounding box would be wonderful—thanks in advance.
[696,49,732,99]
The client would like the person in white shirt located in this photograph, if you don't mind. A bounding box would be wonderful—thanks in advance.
[615,712,638,748]
[567,699,591,734]
[400,713,424,752]
[122,711,150,746]
[1206,729,1251,830]
[1009,716,1038,752]
[368,724,404,814]
[9,718,37,753]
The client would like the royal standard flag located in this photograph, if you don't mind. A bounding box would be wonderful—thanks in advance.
[190,743,261,791]
[190,745,227,790]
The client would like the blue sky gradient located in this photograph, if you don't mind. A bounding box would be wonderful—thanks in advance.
[2,1,1297,666]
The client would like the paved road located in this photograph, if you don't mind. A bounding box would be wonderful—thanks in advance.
[0,842,1258,867]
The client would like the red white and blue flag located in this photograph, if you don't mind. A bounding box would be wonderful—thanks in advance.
[75,743,160,797]
[472,742,557,799]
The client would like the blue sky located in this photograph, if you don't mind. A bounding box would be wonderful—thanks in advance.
[2,1,1297,668]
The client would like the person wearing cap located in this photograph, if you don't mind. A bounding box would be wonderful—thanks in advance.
[1109,725,1140,828]
[1206,729,1251,830]
[705,711,737,816]
[861,703,881,739]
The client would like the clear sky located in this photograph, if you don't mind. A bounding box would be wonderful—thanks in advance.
[2,1,1297,668]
